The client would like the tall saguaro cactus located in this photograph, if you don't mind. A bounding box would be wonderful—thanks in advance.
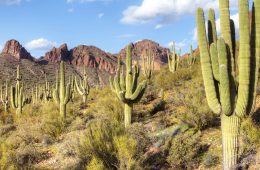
[167,42,178,73]
[110,44,147,127]
[75,66,90,105]
[44,74,52,102]
[53,61,71,118]
[1,80,9,112]
[11,65,24,115]
[141,49,154,79]
[196,0,260,169]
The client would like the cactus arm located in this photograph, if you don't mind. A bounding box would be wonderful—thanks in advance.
[235,0,251,117]
[120,71,126,91]
[196,8,221,114]
[132,65,139,92]
[10,86,17,109]
[218,38,232,116]
[64,83,71,104]
[128,80,147,102]
[248,2,260,113]
[75,77,84,95]
[208,9,217,44]
[210,43,220,81]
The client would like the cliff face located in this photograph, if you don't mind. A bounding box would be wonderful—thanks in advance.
[2,39,34,61]
[70,45,117,74]
[44,43,70,63]
[118,39,169,70]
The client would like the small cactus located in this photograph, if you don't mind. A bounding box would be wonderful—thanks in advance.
[11,65,24,115]
[53,61,71,118]
[1,80,9,112]
[75,66,90,105]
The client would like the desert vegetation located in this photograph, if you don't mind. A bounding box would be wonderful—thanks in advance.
[0,0,260,170]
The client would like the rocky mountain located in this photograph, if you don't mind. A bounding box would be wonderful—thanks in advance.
[118,39,168,70]
[2,39,34,61]
[0,39,178,86]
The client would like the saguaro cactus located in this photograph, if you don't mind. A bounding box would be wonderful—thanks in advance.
[75,66,90,105]
[1,80,9,112]
[167,42,178,73]
[110,44,147,127]
[196,0,260,169]
[44,74,52,102]
[11,65,24,115]
[141,49,154,79]
[53,61,71,118]
[188,45,196,66]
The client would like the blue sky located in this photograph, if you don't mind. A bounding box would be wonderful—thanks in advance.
[0,0,247,57]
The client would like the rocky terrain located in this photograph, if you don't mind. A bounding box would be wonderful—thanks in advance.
[0,39,173,86]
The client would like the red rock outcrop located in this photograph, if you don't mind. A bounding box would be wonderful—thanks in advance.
[118,39,168,70]
[70,45,117,74]
[2,39,34,61]
[44,43,70,63]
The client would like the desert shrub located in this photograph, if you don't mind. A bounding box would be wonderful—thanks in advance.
[154,67,196,90]
[86,87,124,124]
[241,118,260,146]
[78,121,146,169]
[41,112,67,140]
[202,153,219,168]
[0,135,42,169]
[167,131,202,169]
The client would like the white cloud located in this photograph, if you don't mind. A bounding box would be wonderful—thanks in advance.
[25,38,57,51]
[0,0,21,5]
[155,24,163,29]
[67,8,74,13]
[168,39,189,50]
[98,13,104,18]
[192,12,239,42]
[121,0,237,25]
[117,34,136,39]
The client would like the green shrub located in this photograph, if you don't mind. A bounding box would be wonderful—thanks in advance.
[78,121,145,169]
[167,131,202,169]
[202,153,219,168]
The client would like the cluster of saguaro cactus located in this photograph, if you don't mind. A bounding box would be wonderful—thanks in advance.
[187,45,196,66]
[0,80,9,112]
[141,49,154,79]
[75,66,89,105]
[110,44,147,127]
[53,61,71,118]
[10,65,24,115]
[196,0,260,169]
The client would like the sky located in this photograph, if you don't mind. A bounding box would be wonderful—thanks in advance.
[0,0,251,57]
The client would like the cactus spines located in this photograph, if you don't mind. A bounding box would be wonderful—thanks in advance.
[1,81,9,112]
[196,0,260,169]
[11,65,24,115]
[53,61,71,118]
[167,42,178,73]
[75,66,90,104]
[110,44,147,127]
[141,48,154,79]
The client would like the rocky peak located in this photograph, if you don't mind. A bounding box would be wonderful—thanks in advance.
[2,39,34,61]
[44,43,70,63]
[118,39,168,70]
[70,45,117,74]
